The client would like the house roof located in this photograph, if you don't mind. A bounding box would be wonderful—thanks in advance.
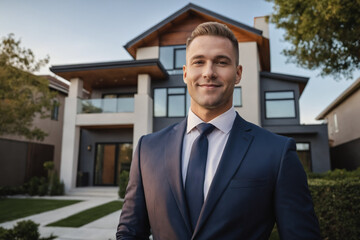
[40,75,69,95]
[316,77,360,120]
[124,3,270,71]
[260,71,309,96]
[50,59,168,92]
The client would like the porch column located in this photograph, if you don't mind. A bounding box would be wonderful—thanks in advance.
[60,78,83,192]
[133,74,153,150]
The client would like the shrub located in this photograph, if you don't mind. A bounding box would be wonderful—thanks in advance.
[271,168,360,239]
[118,170,129,199]
[49,174,64,196]
[0,220,56,240]
[307,167,360,180]
[0,186,25,198]
[26,177,41,196]
[309,178,360,240]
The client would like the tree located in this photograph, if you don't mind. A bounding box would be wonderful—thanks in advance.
[0,34,56,141]
[267,0,360,79]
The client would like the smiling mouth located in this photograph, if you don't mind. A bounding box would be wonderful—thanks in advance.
[198,83,221,89]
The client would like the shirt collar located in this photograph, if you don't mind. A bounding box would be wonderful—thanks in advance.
[186,107,236,134]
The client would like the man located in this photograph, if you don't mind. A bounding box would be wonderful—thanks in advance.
[117,22,321,240]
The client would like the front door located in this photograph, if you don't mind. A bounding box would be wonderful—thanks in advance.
[94,143,132,186]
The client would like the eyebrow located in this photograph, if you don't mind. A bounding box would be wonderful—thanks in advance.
[189,55,233,62]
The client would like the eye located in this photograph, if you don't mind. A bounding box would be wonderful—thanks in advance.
[192,60,204,65]
[216,59,229,65]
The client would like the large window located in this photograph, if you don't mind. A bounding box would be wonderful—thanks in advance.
[102,93,134,113]
[159,45,186,73]
[154,87,189,117]
[265,91,295,118]
[154,87,241,117]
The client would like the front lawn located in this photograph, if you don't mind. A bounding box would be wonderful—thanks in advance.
[47,200,123,227]
[0,198,82,223]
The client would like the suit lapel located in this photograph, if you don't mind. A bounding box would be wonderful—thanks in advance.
[165,118,192,234]
[193,115,254,236]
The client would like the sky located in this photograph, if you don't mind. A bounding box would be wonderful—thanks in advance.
[0,0,358,124]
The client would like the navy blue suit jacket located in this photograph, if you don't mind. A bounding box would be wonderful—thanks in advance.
[117,114,321,239]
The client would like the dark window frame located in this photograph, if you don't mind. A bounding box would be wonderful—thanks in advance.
[93,142,133,187]
[264,90,296,119]
[51,100,59,121]
[174,48,186,70]
[159,45,186,71]
[154,87,188,118]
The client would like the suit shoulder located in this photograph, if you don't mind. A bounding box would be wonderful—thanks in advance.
[141,121,181,142]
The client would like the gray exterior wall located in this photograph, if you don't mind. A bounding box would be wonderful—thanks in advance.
[0,139,28,186]
[152,74,186,132]
[78,128,133,186]
[0,138,54,186]
[265,124,331,173]
[260,76,301,126]
[330,137,360,170]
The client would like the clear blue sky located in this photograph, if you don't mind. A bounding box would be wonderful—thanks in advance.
[0,0,357,124]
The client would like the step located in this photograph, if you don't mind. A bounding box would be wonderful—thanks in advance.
[67,187,119,198]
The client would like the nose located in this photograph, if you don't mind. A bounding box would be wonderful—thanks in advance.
[202,62,217,80]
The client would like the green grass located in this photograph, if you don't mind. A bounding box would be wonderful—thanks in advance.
[47,200,123,228]
[0,198,82,223]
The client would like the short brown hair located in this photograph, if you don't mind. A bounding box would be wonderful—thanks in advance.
[186,22,239,65]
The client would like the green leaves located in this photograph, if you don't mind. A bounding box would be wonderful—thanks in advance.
[267,0,360,79]
[0,34,56,141]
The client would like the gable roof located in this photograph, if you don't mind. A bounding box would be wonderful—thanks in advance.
[124,3,270,71]
[316,77,360,120]
[260,71,309,97]
[50,59,168,92]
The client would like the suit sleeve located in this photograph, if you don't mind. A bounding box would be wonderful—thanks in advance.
[274,138,321,240]
[116,136,151,240]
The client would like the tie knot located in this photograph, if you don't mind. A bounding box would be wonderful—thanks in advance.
[197,123,215,136]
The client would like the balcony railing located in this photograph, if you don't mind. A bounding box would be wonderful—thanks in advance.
[77,98,134,114]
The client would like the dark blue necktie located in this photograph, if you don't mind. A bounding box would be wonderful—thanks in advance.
[185,123,216,231]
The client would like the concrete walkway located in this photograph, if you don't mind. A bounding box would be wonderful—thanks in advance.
[0,195,122,240]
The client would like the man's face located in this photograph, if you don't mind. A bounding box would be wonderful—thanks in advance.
[183,35,242,114]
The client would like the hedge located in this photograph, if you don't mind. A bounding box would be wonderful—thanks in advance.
[270,169,360,240]
[309,177,360,239]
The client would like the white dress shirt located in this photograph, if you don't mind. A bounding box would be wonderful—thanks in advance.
[182,107,236,199]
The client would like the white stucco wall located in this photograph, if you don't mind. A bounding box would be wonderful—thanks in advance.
[235,42,261,126]
[133,74,153,149]
[136,46,159,60]
[76,113,135,126]
[254,16,269,39]
[60,78,83,192]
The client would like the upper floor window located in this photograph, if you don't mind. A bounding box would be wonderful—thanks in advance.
[265,91,295,119]
[51,100,59,121]
[102,93,134,113]
[154,87,190,117]
[159,45,186,74]
[233,87,242,107]
[154,87,241,117]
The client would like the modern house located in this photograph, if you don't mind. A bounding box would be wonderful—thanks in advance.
[317,77,360,170]
[50,3,330,192]
[0,75,68,186]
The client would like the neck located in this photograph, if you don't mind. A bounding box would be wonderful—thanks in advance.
[191,104,232,122]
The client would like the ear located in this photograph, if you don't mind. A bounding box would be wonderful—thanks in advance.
[183,65,187,84]
[235,65,242,84]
